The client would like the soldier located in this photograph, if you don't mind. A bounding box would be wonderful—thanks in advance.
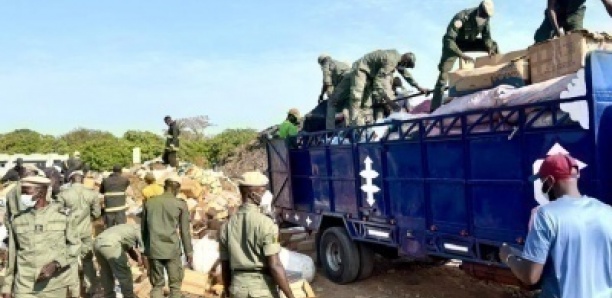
[219,171,295,298]
[534,0,612,43]
[431,0,498,112]
[318,54,351,130]
[0,158,25,183]
[142,176,193,298]
[1,176,80,298]
[347,49,428,126]
[277,109,300,139]
[100,165,130,227]
[62,151,85,183]
[94,224,144,298]
[163,116,180,168]
[58,170,102,297]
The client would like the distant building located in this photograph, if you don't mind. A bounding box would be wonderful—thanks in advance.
[0,153,69,173]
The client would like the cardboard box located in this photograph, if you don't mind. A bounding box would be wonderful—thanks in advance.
[475,49,528,68]
[280,279,316,298]
[529,31,612,83]
[449,58,530,97]
[181,269,210,295]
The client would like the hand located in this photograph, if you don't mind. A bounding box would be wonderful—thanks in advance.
[187,255,194,269]
[499,243,513,264]
[555,29,565,38]
[37,261,60,281]
[318,94,324,103]
[460,54,475,64]
[488,48,497,56]
[2,293,11,298]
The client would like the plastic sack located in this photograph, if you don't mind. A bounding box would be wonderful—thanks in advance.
[279,248,315,283]
[192,237,220,274]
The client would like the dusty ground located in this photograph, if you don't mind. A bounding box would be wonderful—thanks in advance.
[308,259,533,298]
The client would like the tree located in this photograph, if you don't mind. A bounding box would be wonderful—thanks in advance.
[122,130,164,162]
[204,129,258,165]
[176,115,212,141]
[0,129,56,154]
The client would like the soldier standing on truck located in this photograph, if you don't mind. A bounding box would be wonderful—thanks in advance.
[347,49,428,126]
[100,165,130,227]
[318,54,351,130]
[163,116,180,168]
[431,0,499,112]
[500,154,612,298]
[534,0,612,43]
[219,171,295,298]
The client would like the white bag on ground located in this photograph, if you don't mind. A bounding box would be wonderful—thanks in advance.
[192,237,220,274]
[279,248,315,283]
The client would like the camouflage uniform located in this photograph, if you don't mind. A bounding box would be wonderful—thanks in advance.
[219,204,281,298]
[1,204,80,298]
[431,7,499,112]
[58,183,102,295]
[321,59,350,129]
[534,0,586,43]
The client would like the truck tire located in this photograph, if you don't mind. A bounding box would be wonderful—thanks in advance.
[357,243,375,280]
[319,227,361,284]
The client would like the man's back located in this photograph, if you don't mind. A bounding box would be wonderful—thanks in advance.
[142,192,192,259]
[523,196,612,298]
[58,184,100,236]
[100,173,130,207]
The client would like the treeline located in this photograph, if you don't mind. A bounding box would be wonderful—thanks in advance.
[0,128,258,170]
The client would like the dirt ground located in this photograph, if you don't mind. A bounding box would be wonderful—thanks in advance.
[307,259,533,298]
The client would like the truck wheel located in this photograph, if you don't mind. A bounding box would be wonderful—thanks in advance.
[357,243,375,280]
[319,227,361,284]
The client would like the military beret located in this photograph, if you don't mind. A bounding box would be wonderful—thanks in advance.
[239,171,269,187]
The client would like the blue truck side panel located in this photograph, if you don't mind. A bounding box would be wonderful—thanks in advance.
[268,51,612,266]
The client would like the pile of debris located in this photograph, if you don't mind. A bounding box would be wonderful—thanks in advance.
[220,125,278,178]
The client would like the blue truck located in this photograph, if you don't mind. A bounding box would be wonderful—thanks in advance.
[266,52,612,284]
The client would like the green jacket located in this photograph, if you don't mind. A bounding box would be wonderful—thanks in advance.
[142,192,193,259]
[277,120,298,139]
[57,183,101,238]
[2,204,80,295]
[219,204,281,270]
[444,8,496,57]
[321,59,350,87]
[96,223,143,252]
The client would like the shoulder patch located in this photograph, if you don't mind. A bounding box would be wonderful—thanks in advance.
[454,20,463,29]
[59,207,72,216]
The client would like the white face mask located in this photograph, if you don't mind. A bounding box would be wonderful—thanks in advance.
[20,194,37,208]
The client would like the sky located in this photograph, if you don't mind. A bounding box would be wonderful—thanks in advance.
[0,0,610,136]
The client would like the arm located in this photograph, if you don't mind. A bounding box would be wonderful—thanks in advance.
[99,180,105,194]
[499,208,552,285]
[171,125,179,147]
[443,16,464,58]
[221,261,232,297]
[268,254,296,298]
[141,204,149,256]
[603,0,612,17]
[546,0,562,36]
[178,201,193,260]
[218,223,231,294]
[90,192,102,219]
[320,62,333,100]
[1,224,17,295]
[482,22,497,55]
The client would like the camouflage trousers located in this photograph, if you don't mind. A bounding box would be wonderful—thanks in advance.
[229,272,280,298]
[94,242,134,298]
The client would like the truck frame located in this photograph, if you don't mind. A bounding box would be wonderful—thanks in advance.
[266,52,612,284]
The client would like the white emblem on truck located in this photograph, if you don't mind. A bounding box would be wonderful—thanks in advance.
[360,156,380,207]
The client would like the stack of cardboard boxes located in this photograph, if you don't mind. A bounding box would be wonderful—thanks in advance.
[449,30,612,98]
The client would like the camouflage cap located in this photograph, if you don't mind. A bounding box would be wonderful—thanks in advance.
[21,176,51,187]
[318,54,330,64]
[481,0,494,17]
[238,171,269,187]
[288,108,301,118]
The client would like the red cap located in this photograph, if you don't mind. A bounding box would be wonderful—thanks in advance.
[529,154,579,182]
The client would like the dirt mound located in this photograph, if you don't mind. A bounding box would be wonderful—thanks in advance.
[220,125,277,177]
